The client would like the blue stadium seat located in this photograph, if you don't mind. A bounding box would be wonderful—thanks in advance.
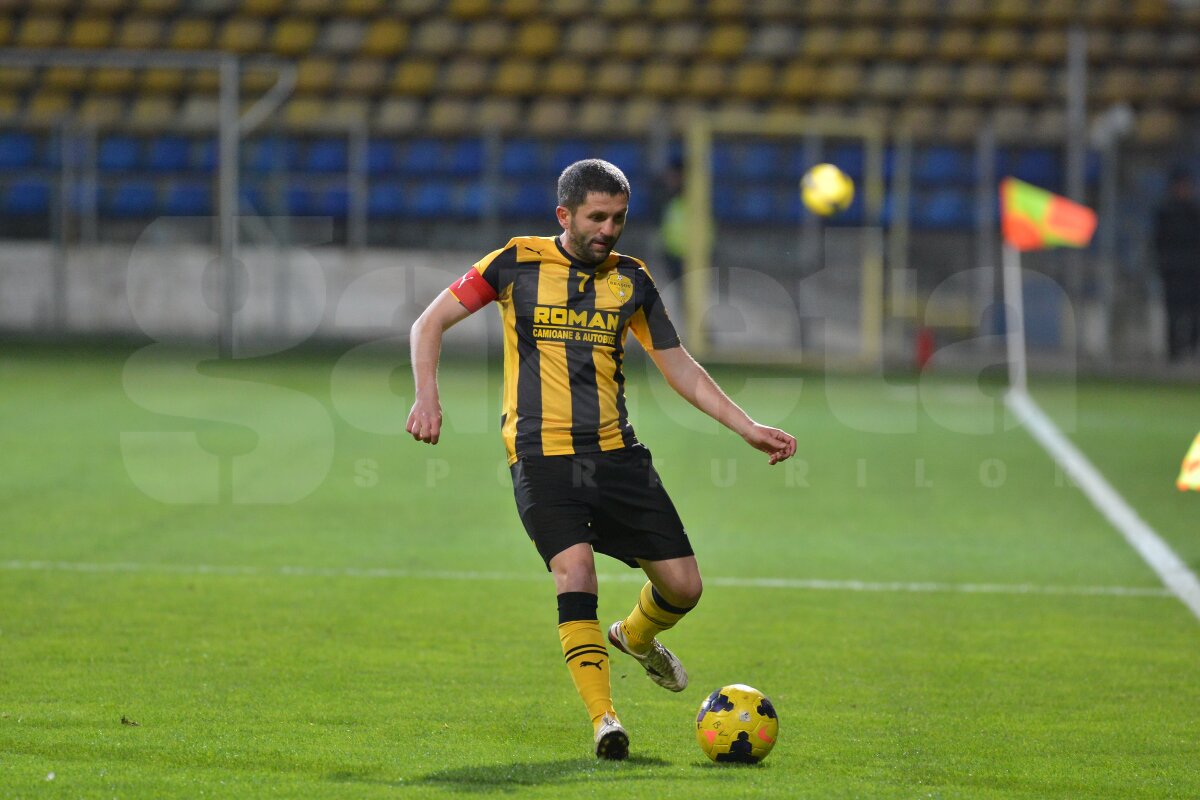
[550,140,589,173]
[163,181,212,215]
[598,141,641,179]
[915,147,973,186]
[104,181,157,217]
[313,186,349,217]
[828,144,865,181]
[401,139,443,177]
[195,139,218,173]
[501,139,541,177]
[305,139,348,174]
[368,183,404,217]
[239,186,267,214]
[712,143,737,179]
[458,182,490,218]
[712,181,738,220]
[367,141,399,176]
[504,181,553,217]
[1010,149,1061,189]
[146,136,192,173]
[3,179,50,215]
[735,187,776,224]
[917,189,972,229]
[0,132,37,171]
[740,143,781,182]
[98,136,141,172]
[244,139,300,173]
[447,139,484,177]
[408,181,454,218]
[285,183,312,215]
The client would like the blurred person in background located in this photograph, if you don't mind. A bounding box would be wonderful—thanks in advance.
[1153,166,1200,362]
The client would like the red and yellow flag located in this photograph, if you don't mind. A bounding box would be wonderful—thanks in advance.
[1000,177,1097,252]
[1179,432,1200,492]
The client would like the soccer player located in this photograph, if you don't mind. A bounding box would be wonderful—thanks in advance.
[407,159,797,760]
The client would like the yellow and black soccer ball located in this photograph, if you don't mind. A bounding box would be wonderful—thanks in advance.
[801,163,855,216]
[696,684,779,764]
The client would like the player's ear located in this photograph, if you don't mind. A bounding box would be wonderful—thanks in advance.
[555,205,571,231]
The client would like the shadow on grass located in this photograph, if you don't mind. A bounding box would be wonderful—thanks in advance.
[397,755,670,794]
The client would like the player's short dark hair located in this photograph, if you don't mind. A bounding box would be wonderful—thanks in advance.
[557,159,631,210]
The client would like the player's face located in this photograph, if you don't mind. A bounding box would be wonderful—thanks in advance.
[557,192,629,266]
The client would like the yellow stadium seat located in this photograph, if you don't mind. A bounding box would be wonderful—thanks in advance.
[273,19,319,56]
[191,69,219,93]
[1031,107,1066,141]
[543,61,586,96]
[1036,0,1073,23]
[685,62,726,98]
[778,61,819,100]
[960,64,1001,101]
[622,97,666,133]
[242,67,277,93]
[82,0,132,13]
[866,64,908,99]
[800,26,842,61]
[443,58,490,95]
[936,28,975,62]
[91,68,135,93]
[0,94,19,120]
[1096,66,1142,103]
[79,96,126,127]
[244,0,286,15]
[639,60,683,96]
[130,96,179,130]
[515,20,558,57]
[295,59,338,93]
[426,97,474,133]
[546,0,588,17]
[578,97,619,134]
[342,59,387,94]
[136,0,181,12]
[170,19,215,50]
[25,91,72,126]
[895,105,938,139]
[499,0,539,18]
[1144,68,1183,101]
[529,98,573,134]
[392,59,439,95]
[141,68,185,94]
[946,0,987,24]
[284,97,328,130]
[669,99,707,132]
[599,0,640,19]
[292,0,337,15]
[1121,30,1160,63]
[177,95,218,129]
[1087,30,1115,61]
[1030,29,1066,63]
[342,0,384,16]
[374,96,422,132]
[801,0,840,21]
[328,97,370,126]
[18,15,64,48]
[218,18,266,53]
[662,22,703,57]
[910,63,953,101]
[712,99,762,129]
[649,0,694,20]
[747,26,796,59]
[0,18,10,46]
[411,18,460,56]
[1085,0,1121,25]
[991,0,1030,24]
[564,20,611,58]
[492,59,537,95]
[896,0,937,21]
[814,63,864,101]
[1135,107,1178,144]
[449,0,492,19]
[843,28,884,60]
[707,0,746,18]
[1165,31,1200,63]
[852,0,889,21]
[615,22,654,58]
[706,24,749,61]
[361,19,408,57]
[981,29,1023,62]
[399,0,439,12]
[465,20,511,57]
[67,17,113,49]
[0,67,35,90]
[1006,64,1050,102]
[730,62,775,99]
[117,17,162,49]
[944,106,984,141]
[476,97,520,131]
[595,62,637,96]
[43,67,88,91]
[889,27,929,60]
[319,19,366,54]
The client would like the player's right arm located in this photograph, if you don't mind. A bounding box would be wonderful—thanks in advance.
[406,289,473,445]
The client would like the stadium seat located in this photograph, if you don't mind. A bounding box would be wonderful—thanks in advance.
[577,99,619,134]
[705,23,749,60]
[284,183,313,216]
[741,142,782,181]
[961,64,1001,101]
[515,20,558,57]
[447,139,484,177]
[344,0,385,14]
[273,18,319,56]
[449,0,491,19]
[400,139,443,176]
[843,28,884,60]
[117,17,162,49]
[685,62,727,99]
[408,181,454,218]
[598,141,642,179]
[503,181,553,217]
[374,97,422,133]
[105,181,158,217]
[814,64,863,101]
[867,64,908,100]
[0,132,37,170]
[129,96,178,130]
[391,60,438,96]
[342,59,387,95]
[1009,149,1061,188]
[244,138,300,173]
[313,186,350,218]
[318,20,365,54]
[564,20,610,58]
[368,182,404,217]
[98,136,141,172]
[889,27,930,60]
[730,62,775,100]
[614,22,655,58]
[44,66,88,91]
[218,18,266,53]
[141,68,185,94]
[292,0,336,14]
[244,0,285,15]
[1134,107,1179,144]
[1030,29,1066,62]
[595,62,637,97]
[915,147,973,186]
[18,15,64,48]
[640,61,683,97]
[500,139,541,177]
[366,141,398,176]
[425,98,474,133]
[444,59,490,95]
[3,179,51,216]
[493,59,538,96]
[543,61,586,96]
[146,136,192,172]
[475,98,521,131]
[170,18,214,50]
[411,18,460,55]
[305,139,348,173]
[529,99,573,134]
[799,26,841,60]
[0,67,36,91]
[897,0,937,19]
[549,140,589,172]
[67,17,114,49]
[91,67,135,93]
[465,19,510,57]
[163,181,212,215]
[778,62,819,100]
[936,28,975,61]
[981,28,1023,62]
[746,26,796,60]
[362,18,408,57]
[1007,65,1051,103]
[295,59,337,94]
[916,189,972,229]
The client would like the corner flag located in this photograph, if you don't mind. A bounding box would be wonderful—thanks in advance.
[1179,433,1200,491]
[1000,177,1097,252]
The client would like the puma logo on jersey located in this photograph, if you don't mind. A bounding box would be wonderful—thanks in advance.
[580,659,604,670]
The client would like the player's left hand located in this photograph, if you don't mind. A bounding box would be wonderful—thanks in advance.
[741,424,797,465]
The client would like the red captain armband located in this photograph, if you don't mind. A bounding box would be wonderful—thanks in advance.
[448,267,498,312]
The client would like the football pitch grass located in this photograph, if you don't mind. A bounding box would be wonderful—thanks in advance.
[2,342,1199,798]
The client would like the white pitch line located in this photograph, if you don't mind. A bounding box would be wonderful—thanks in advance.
[0,559,1171,599]
[1006,388,1200,622]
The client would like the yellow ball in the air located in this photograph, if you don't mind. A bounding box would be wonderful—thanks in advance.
[801,163,855,217]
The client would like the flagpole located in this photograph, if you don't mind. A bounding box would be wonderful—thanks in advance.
[1002,243,1027,394]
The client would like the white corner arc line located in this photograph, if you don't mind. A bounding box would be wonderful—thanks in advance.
[1006,388,1200,622]
[0,559,1172,599]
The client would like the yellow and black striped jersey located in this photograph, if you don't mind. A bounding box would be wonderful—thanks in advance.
[449,235,680,465]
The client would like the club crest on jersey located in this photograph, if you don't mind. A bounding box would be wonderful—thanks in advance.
[607,273,633,302]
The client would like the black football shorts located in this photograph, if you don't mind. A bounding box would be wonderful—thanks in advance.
[509,444,693,570]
